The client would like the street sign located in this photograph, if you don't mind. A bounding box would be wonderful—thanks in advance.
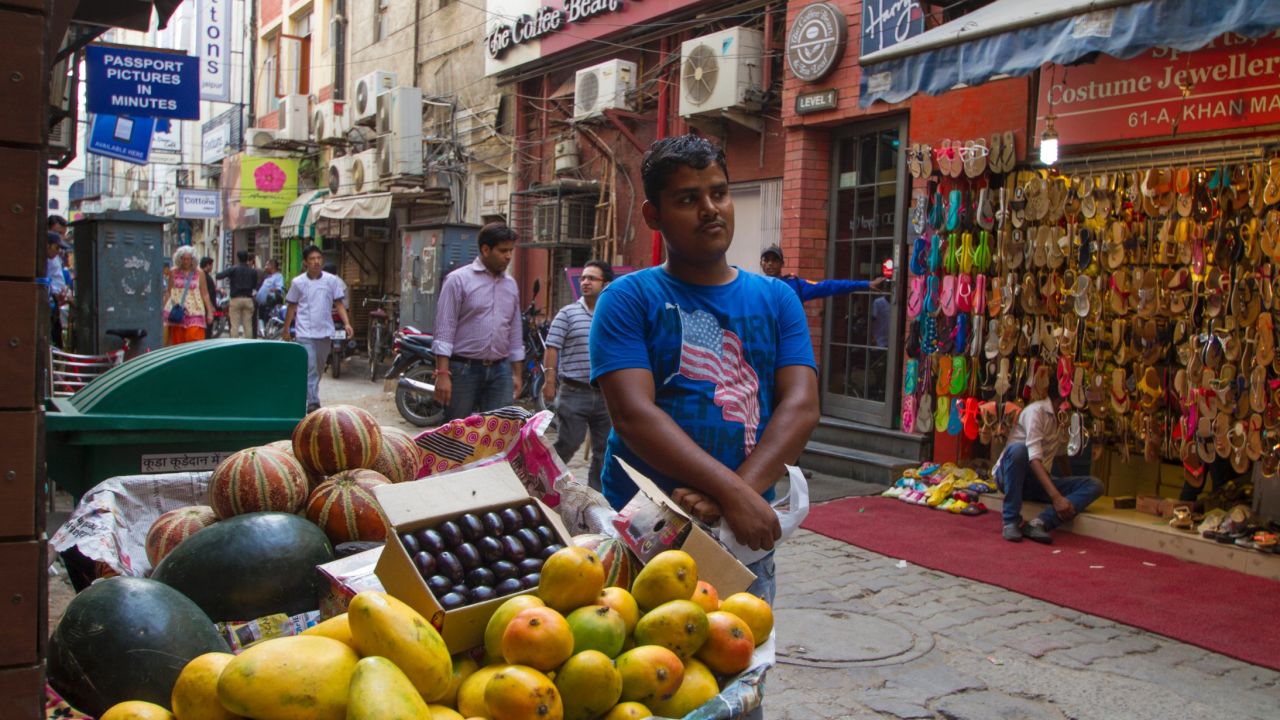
[198,0,233,102]
[177,189,222,219]
[86,113,155,165]
[85,45,201,120]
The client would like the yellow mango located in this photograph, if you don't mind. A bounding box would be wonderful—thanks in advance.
[554,650,622,720]
[348,591,454,702]
[428,705,466,720]
[439,654,479,708]
[100,701,174,720]
[301,613,355,649]
[171,652,242,720]
[216,635,357,720]
[649,658,719,718]
[456,664,509,719]
[630,550,697,611]
[601,702,651,720]
[633,599,709,660]
[347,656,431,720]
[484,595,544,664]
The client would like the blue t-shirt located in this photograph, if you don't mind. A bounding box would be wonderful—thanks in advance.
[589,266,816,510]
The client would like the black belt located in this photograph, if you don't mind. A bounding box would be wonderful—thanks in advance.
[560,377,596,390]
[451,355,503,367]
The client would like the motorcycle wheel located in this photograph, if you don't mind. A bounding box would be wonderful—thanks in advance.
[330,348,342,379]
[210,316,229,339]
[262,319,283,340]
[395,364,445,427]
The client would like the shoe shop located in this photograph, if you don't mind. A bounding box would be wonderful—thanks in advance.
[785,1,1280,560]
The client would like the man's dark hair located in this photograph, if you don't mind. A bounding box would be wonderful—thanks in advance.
[478,222,518,250]
[199,256,214,269]
[641,134,729,207]
[48,215,67,229]
[266,258,280,271]
[302,244,323,259]
[237,250,249,262]
[583,259,613,283]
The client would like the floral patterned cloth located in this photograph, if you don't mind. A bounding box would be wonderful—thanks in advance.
[45,684,91,719]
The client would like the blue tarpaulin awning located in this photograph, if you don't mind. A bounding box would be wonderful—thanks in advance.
[858,0,1280,107]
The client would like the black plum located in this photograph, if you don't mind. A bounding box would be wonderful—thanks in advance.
[459,513,485,542]
[491,560,518,581]
[436,551,465,583]
[451,583,470,597]
[400,533,421,554]
[500,535,527,563]
[535,525,557,546]
[425,574,452,597]
[467,567,496,587]
[413,551,437,577]
[515,528,543,556]
[415,528,445,554]
[482,511,505,536]
[437,520,464,548]
[518,572,541,589]
[540,543,565,560]
[517,558,543,575]
[455,542,482,570]
[469,585,497,603]
[494,577,523,596]
[519,503,542,528]
[477,536,504,563]
[439,592,467,610]
[499,507,524,531]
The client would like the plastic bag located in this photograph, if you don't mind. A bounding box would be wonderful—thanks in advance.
[716,465,809,565]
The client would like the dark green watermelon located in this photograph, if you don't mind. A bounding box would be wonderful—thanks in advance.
[48,576,230,717]
[152,511,334,621]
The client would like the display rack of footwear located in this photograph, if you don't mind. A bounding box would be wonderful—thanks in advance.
[902,142,1280,526]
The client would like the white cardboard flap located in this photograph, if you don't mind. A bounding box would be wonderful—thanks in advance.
[374,462,530,531]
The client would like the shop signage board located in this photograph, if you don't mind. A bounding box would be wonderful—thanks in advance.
[240,156,300,217]
[202,122,231,164]
[486,0,630,59]
[177,189,222,219]
[860,0,924,57]
[796,88,839,115]
[1036,32,1280,147]
[787,2,848,83]
[198,0,233,102]
[86,113,155,165]
[85,45,200,120]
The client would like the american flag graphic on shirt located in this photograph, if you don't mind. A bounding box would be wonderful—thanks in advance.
[666,304,761,453]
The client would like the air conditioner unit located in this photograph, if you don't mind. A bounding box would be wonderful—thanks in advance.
[278,94,310,141]
[328,155,356,197]
[247,127,284,156]
[312,100,349,143]
[533,198,595,245]
[376,86,424,176]
[573,59,637,120]
[679,27,764,118]
[352,149,380,194]
[48,116,72,152]
[353,70,398,126]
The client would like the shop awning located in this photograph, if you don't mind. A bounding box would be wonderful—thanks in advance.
[858,0,1280,106]
[318,192,393,221]
[280,189,328,239]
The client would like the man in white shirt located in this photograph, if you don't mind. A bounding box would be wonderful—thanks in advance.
[283,245,353,412]
[992,382,1103,544]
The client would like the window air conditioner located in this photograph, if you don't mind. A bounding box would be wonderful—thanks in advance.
[278,94,310,141]
[679,27,764,118]
[533,198,596,245]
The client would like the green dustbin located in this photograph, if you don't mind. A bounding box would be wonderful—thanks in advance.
[46,339,309,501]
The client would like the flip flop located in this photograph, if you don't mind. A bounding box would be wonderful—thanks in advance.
[907,276,924,319]
[962,398,980,440]
[947,396,963,436]
[935,393,951,432]
[950,355,968,396]
[917,391,935,433]
[956,273,974,313]
[901,394,916,433]
[937,356,953,396]
[977,188,994,230]
[904,358,919,395]
[974,273,988,315]
[924,275,939,315]
[941,274,958,317]
[910,234,929,275]
[963,138,988,178]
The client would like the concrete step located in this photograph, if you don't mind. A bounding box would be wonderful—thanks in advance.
[809,416,929,460]
[798,441,914,486]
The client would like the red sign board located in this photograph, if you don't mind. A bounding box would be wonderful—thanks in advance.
[1035,31,1280,148]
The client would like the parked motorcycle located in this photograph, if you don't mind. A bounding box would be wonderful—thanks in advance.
[391,326,443,427]
[256,289,286,340]
[208,295,230,338]
[327,308,358,379]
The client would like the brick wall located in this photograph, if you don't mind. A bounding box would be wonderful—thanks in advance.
[260,0,283,26]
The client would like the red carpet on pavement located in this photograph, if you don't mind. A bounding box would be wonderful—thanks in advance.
[802,497,1280,671]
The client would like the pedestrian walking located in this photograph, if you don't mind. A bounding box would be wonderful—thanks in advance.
[46,232,70,348]
[543,260,614,490]
[216,250,258,338]
[199,256,219,311]
[590,135,819,605]
[433,222,525,421]
[282,244,353,412]
[163,246,213,345]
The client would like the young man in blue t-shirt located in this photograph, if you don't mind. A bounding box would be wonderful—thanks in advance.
[589,135,820,604]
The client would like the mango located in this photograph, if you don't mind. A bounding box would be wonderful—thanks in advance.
[428,706,466,720]
[690,580,720,613]
[348,590,454,702]
[347,656,432,720]
[502,607,574,671]
[217,635,357,720]
[633,599,709,660]
[100,701,174,720]
[457,664,509,719]
[439,653,480,708]
[696,610,755,675]
[596,587,640,636]
[485,595,545,664]
[301,613,354,649]
[566,605,627,657]
[719,592,773,647]
[171,652,242,720]
[615,645,683,706]
[649,658,719,718]
[538,546,606,614]
[602,702,651,720]
[485,665,563,720]
[630,550,697,611]
[555,650,623,720]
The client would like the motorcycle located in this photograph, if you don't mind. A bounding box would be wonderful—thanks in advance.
[390,326,443,427]
[208,295,230,338]
[256,289,286,340]
[518,279,551,415]
[327,308,358,379]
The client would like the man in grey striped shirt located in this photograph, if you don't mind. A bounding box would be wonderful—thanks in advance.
[544,260,614,490]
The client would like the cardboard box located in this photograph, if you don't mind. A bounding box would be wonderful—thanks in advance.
[317,546,386,619]
[611,458,756,597]
[374,462,572,652]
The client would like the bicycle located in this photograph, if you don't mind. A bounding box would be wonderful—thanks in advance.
[364,294,400,382]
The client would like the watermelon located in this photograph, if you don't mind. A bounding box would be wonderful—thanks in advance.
[152,512,334,622]
[304,468,392,544]
[145,505,218,566]
[48,576,230,718]
[292,405,383,476]
[571,533,638,590]
[207,446,310,519]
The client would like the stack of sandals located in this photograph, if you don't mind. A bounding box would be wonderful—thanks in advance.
[883,462,994,516]
[1173,503,1280,554]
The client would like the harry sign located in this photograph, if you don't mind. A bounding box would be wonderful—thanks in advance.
[85,45,200,120]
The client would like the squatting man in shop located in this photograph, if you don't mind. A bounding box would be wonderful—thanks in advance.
[590,134,820,606]
[544,260,615,491]
[282,245,353,413]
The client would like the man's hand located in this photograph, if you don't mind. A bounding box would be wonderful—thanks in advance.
[1052,495,1075,522]
[870,277,887,291]
[512,371,524,400]
[281,330,292,342]
[344,323,354,338]
[542,376,557,403]
[434,372,452,407]
[721,490,781,552]
[672,488,721,524]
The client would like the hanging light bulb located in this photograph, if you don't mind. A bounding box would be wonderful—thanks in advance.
[1040,115,1059,166]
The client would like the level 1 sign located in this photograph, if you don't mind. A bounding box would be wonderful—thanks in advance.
[796,89,838,115]
[85,44,200,120]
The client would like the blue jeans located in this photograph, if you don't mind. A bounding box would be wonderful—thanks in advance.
[445,360,514,421]
[745,551,776,606]
[995,442,1104,530]
[553,383,612,490]
[296,337,331,408]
